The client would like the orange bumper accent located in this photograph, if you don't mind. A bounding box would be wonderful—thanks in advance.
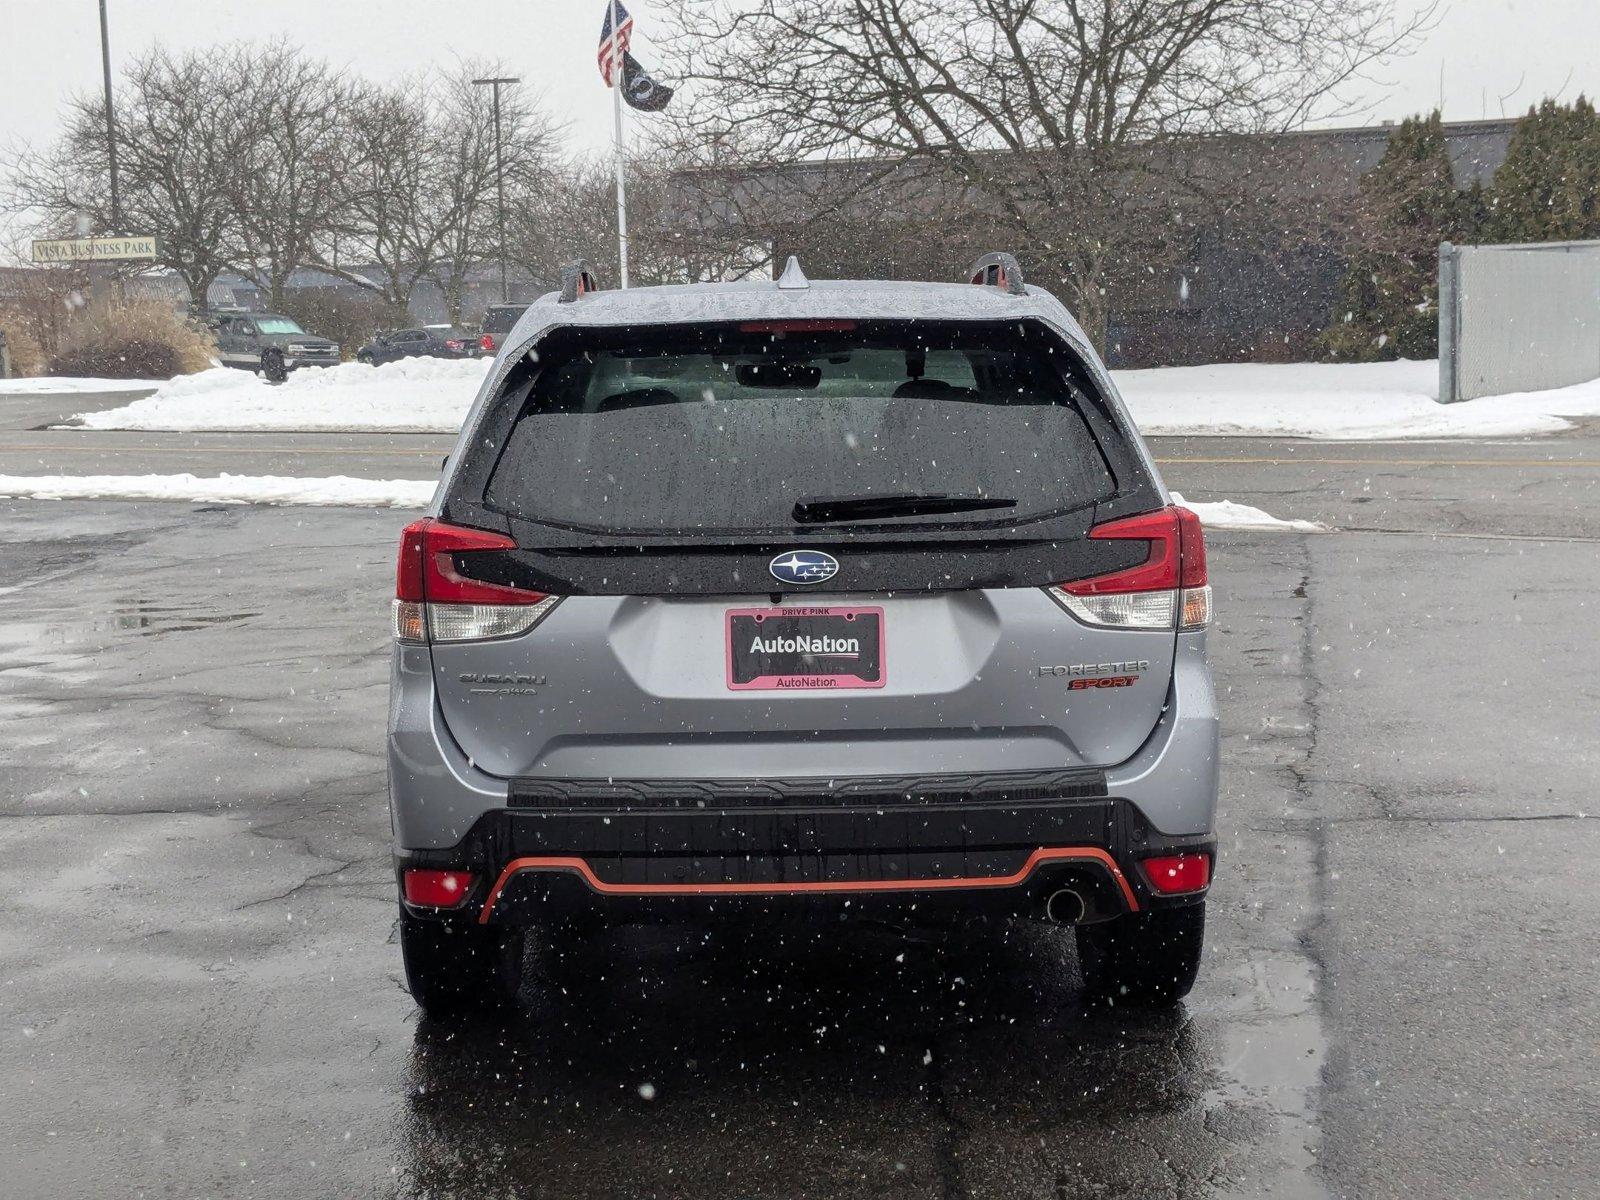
[477,846,1138,925]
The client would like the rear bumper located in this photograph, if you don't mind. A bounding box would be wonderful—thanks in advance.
[388,638,1219,851]
[394,775,1214,927]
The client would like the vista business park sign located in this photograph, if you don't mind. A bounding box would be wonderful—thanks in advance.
[31,235,160,264]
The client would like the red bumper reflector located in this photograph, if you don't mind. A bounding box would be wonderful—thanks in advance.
[1141,854,1211,895]
[404,869,476,908]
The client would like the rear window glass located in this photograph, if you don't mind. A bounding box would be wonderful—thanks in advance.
[481,321,1118,535]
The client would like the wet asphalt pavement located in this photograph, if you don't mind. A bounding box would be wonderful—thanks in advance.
[1,391,1598,1198]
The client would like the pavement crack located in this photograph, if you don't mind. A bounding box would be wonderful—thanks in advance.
[0,807,191,819]
[1281,535,1339,1193]
[233,855,361,911]
[1256,811,1591,830]
[1337,525,1600,544]
[922,1041,971,1200]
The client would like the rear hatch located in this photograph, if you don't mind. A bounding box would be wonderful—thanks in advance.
[419,318,1187,780]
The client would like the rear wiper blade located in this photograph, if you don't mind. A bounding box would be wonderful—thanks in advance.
[792,492,1017,523]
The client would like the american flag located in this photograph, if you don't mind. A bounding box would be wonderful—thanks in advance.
[597,2,635,87]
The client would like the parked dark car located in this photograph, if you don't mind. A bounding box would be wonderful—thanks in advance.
[478,304,530,355]
[357,327,480,366]
[202,311,340,382]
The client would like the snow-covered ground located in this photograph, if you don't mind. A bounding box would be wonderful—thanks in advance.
[0,473,435,508]
[62,355,1600,439]
[1,376,163,394]
[1121,359,1600,439]
[71,357,491,433]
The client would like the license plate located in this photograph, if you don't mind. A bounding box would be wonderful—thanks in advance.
[726,606,885,690]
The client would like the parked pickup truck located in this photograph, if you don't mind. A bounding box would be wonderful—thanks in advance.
[203,312,340,382]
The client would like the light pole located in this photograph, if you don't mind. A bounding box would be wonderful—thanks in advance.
[472,76,520,304]
[98,0,122,234]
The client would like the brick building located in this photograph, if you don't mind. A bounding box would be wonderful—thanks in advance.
[716,118,1517,368]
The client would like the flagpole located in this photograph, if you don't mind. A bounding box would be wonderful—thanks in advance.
[610,0,630,289]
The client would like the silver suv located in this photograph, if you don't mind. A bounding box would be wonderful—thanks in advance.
[388,255,1218,1017]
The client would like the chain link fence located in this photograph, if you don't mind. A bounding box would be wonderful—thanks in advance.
[1439,240,1600,403]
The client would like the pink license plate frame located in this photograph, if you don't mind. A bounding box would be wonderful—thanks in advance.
[725,605,886,691]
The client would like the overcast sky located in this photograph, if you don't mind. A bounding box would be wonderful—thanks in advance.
[1,0,1596,179]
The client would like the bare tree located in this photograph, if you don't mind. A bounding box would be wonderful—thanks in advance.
[658,0,1435,341]
[3,46,250,303]
[514,145,772,288]
[425,65,562,322]
[223,43,359,309]
[326,78,441,309]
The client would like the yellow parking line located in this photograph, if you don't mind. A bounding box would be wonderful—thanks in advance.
[0,442,443,457]
[1155,456,1600,468]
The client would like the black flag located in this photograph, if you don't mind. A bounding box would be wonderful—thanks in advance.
[621,51,674,112]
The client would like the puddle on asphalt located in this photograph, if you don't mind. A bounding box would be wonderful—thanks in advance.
[0,599,260,649]
[1202,950,1327,1198]
[103,600,261,636]
[0,599,262,699]
[391,911,1331,1199]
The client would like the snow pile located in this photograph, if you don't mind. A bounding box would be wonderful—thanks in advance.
[1117,359,1600,439]
[0,470,1319,532]
[67,354,1600,439]
[1,376,163,394]
[1170,491,1326,533]
[0,472,1319,529]
[72,356,491,432]
[0,473,435,508]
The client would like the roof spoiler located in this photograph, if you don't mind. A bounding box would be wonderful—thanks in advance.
[558,260,600,303]
[967,252,1026,296]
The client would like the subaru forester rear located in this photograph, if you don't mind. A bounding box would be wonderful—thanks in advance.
[388,255,1219,1017]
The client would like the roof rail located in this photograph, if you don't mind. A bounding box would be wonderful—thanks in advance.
[967,252,1026,296]
[558,260,599,303]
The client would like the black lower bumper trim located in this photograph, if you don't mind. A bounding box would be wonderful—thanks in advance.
[399,776,1214,925]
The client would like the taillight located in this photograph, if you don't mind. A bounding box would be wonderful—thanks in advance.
[1141,853,1211,895]
[403,868,475,908]
[393,518,561,643]
[445,338,466,351]
[479,333,495,353]
[738,319,858,333]
[1046,505,1210,630]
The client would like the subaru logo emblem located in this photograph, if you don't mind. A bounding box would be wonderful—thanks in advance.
[769,550,839,586]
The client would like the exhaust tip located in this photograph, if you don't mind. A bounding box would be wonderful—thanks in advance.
[1045,888,1087,925]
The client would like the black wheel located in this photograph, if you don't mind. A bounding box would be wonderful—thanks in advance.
[357,351,374,366]
[399,909,523,1019]
[1076,902,1205,1007]
[261,347,288,383]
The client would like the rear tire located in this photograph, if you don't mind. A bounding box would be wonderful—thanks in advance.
[1076,902,1204,1007]
[261,348,287,383]
[399,909,522,1020]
